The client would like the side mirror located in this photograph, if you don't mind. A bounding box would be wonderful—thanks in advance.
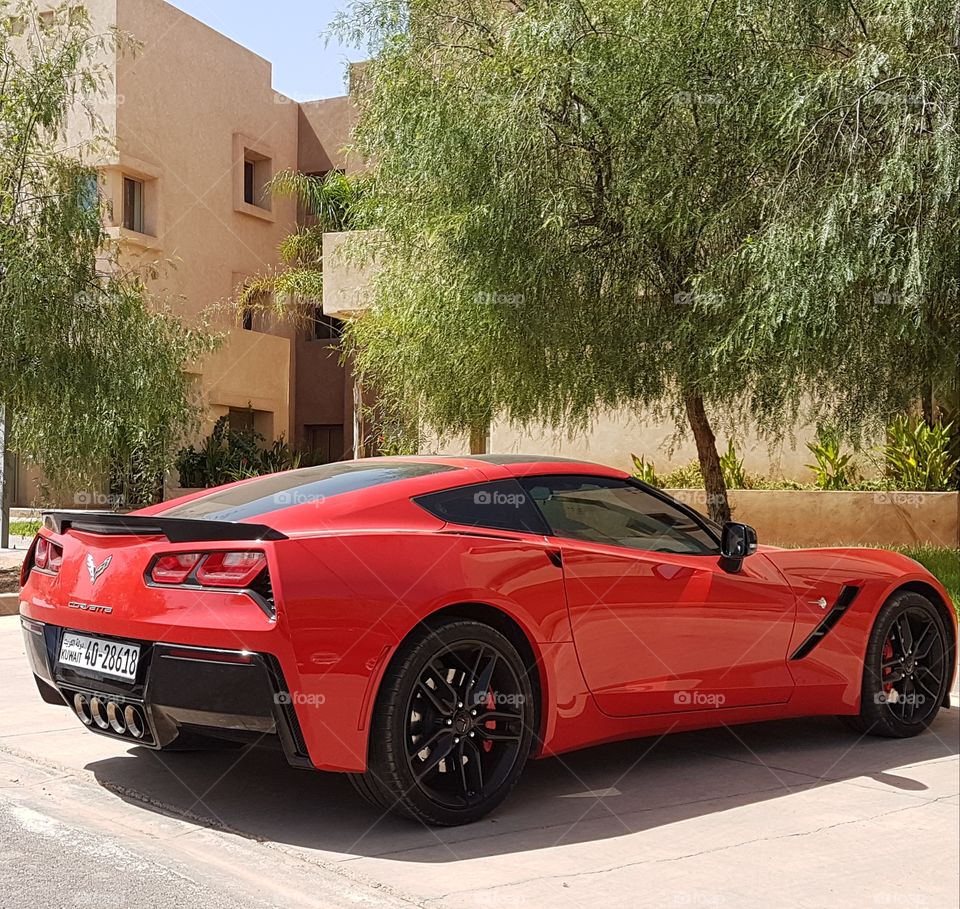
[720,522,758,561]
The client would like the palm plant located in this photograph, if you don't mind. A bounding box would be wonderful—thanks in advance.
[236,169,368,319]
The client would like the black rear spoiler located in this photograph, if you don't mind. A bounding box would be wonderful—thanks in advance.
[43,510,287,543]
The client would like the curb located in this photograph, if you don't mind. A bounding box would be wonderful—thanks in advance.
[0,593,20,617]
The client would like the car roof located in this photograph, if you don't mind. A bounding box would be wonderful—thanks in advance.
[151,454,627,531]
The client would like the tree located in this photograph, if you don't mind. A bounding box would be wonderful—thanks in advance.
[334,0,958,522]
[1,2,211,509]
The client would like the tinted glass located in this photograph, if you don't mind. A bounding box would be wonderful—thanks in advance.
[162,461,457,521]
[520,475,718,555]
[415,480,549,534]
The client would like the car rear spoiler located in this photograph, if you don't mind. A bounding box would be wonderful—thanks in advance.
[43,510,288,543]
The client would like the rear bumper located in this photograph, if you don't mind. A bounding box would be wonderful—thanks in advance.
[21,617,311,766]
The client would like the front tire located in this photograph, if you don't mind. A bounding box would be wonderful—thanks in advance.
[847,591,950,737]
[349,620,535,826]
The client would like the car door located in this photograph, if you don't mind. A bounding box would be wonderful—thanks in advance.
[519,475,798,717]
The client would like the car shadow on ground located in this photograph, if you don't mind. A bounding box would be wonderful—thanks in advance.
[87,709,959,862]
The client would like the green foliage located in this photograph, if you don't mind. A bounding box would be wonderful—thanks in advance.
[630,454,661,488]
[236,169,369,320]
[175,416,303,488]
[720,440,747,489]
[806,430,860,490]
[662,462,706,489]
[882,417,960,491]
[1,2,213,500]
[9,519,40,537]
[896,546,960,610]
[334,0,959,522]
[359,396,421,457]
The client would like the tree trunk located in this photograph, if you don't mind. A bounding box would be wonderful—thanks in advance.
[683,393,730,525]
[469,422,488,455]
[0,405,10,550]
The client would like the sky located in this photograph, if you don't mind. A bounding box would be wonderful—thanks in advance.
[165,1,366,101]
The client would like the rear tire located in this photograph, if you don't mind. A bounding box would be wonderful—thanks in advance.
[348,620,535,826]
[846,591,949,738]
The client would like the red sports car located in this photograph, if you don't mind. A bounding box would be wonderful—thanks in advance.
[19,455,957,825]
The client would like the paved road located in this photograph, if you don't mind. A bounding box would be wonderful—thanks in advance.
[0,615,957,908]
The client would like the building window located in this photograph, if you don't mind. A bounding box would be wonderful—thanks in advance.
[243,160,256,204]
[242,152,270,210]
[305,424,345,464]
[122,177,144,232]
[234,134,275,220]
[77,172,99,212]
[228,407,256,435]
[310,307,344,342]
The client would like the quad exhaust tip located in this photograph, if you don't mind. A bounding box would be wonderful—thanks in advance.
[73,694,146,740]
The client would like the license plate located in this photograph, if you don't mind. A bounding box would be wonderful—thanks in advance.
[58,633,140,681]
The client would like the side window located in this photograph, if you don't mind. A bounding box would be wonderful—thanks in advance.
[414,480,549,535]
[519,475,719,555]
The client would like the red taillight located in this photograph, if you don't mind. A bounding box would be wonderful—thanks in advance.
[28,537,63,576]
[195,551,266,587]
[149,553,202,584]
[148,551,266,588]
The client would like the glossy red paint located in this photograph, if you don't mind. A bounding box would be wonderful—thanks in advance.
[19,455,957,774]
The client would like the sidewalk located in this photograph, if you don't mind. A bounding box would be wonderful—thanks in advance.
[1,614,957,909]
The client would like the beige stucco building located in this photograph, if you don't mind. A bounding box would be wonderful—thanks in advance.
[14,0,357,504]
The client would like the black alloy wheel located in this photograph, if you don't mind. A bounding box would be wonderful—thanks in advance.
[847,591,951,737]
[349,620,536,826]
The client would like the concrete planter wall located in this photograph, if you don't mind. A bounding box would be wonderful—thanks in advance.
[669,489,959,548]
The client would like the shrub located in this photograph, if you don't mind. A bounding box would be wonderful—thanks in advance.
[631,454,661,487]
[882,417,959,491]
[176,416,304,488]
[720,439,747,489]
[806,429,859,490]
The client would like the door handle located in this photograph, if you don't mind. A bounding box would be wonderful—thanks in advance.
[545,549,563,568]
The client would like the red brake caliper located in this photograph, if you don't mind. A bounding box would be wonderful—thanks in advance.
[882,638,895,695]
[482,690,495,752]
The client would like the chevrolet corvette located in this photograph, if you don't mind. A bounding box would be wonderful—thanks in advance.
[19,455,957,825]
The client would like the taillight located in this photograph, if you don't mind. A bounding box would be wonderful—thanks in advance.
[147,551,266,588]
[149,553,202,584]
[195,552,266,587]
[25,536,64,580]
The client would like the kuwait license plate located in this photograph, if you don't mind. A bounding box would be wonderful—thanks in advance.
[58,632,140,681]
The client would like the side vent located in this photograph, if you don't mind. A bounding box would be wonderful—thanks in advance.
[790,585,861,660]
